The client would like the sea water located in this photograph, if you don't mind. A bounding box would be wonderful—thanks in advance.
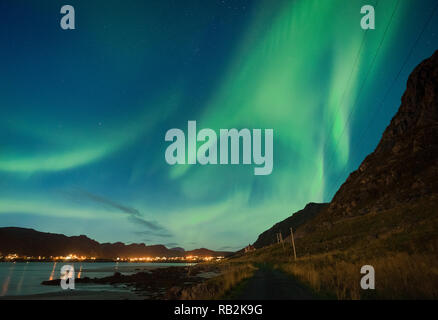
[0,262,195,297]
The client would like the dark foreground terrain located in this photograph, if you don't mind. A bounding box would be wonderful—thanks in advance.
[235,265,316,300]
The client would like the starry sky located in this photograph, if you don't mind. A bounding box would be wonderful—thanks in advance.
[0,0,437,251]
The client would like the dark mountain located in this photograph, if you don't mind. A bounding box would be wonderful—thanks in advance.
[185,248,230,257]
[0,227,231,258]
[253,50,438,254]
[296,50,438,253]
[324,50,438,222]
[252,202,328,248]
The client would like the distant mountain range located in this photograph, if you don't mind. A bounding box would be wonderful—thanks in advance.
[252,50,438,254]
[0,227,231,258]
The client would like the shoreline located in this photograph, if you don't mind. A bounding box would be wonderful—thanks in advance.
[1,264,222,300]
[1,289,144,300]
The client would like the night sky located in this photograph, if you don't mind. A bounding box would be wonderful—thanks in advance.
[1,0,437,251]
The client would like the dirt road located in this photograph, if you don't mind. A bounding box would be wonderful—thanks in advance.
[235,266,317,300]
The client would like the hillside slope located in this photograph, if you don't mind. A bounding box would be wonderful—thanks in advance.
[253,202,328,248]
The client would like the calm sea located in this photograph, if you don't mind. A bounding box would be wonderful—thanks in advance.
[0,261,194,297]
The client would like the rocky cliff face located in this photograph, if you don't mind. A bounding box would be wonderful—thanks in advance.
[252,51,438,252]
[326,50,438,221]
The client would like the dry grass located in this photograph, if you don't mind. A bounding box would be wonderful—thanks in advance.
[182,245,438,299]
[179,262,257,300]
[170,198,438,300]
[230,232,438,299]
[227,198,438,299]
[279,252,438,299]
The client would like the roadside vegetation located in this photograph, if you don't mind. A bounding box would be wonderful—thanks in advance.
[279,251,438,299]
[229,241,438,299]
[227,199,438,299]
[179,262,257,299]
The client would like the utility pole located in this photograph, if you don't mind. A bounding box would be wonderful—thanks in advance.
[290,227,297,261]
[279,232,285,250]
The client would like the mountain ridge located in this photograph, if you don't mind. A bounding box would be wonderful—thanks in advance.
[252,202,328,248]
[0,227,231,258]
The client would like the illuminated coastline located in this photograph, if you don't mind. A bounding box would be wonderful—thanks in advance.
[0,253,223,263]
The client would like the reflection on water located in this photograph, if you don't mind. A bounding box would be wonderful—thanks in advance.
[0,262,194,296]
[1,267,10,296]
[1,276,10,297]
[16,262,28,294]
[1,263,15,296]
[49,262,57,281]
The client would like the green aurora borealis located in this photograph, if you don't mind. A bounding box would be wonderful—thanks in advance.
[1,0,437,250]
